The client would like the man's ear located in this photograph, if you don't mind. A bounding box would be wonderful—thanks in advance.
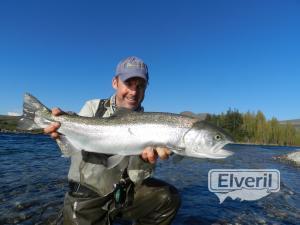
[112,76,118,90]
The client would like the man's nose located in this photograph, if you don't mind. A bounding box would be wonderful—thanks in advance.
[129,89,137,96]
[128,84,138,92]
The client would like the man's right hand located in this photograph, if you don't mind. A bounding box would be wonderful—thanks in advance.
[141,146,171,164]
[44,108,63,139]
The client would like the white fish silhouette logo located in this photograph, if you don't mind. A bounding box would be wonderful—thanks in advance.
[208,169,280,203]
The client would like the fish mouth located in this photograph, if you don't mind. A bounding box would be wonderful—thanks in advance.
[189,141,233,159]
[211,141,233,158]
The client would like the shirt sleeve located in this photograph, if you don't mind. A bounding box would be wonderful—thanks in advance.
[78,100,100,117]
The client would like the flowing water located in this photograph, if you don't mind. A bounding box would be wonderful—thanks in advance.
[0,133,299,225]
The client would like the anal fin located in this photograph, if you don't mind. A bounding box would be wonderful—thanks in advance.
[56,135,80,157]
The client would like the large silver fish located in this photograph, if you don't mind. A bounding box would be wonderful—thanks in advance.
[18,93,233,160]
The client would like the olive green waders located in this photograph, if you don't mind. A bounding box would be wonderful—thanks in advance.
[63,178,181,225]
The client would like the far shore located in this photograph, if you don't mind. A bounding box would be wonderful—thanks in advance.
[0,129,43,135]
[1,129,299,148]
[236,142,300,148]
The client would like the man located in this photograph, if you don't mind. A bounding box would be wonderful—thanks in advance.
[45,56,181,225]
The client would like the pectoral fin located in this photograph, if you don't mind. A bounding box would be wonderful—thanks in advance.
[165,145,185,164]
[56,135,80,157]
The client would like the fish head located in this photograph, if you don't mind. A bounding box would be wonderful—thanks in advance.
[182,121,233,159]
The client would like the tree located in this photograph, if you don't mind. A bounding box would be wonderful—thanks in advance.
[205,109,300,146]
[255,111,267,144]
[242,111,256,143]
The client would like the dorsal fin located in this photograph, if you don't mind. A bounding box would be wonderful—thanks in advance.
[111,108,138,117]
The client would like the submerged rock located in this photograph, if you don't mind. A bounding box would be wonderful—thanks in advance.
[273,150,300,166]
[286,151,300,164]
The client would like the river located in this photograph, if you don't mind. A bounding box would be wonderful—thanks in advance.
[0,133,299,224]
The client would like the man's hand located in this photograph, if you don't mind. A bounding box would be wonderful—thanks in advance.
[141,147,172,164]
[43,108,63,139]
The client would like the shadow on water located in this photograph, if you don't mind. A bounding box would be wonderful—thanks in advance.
[1,134,300,224]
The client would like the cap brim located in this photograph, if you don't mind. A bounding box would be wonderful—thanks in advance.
[118,73,148,82]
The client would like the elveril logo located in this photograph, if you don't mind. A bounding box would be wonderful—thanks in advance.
[208,169,280,203]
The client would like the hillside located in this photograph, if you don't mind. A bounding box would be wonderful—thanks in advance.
[1,114,300,133]
[0,115,20,131]
[0,115,42,134]
[280,119,300,130]
[1,113,208,132]
[180,111,208,120]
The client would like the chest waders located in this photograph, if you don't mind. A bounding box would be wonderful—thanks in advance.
[59,99,134,225]
[58,99,181,225]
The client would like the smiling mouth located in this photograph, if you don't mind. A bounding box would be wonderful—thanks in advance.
[126,97,137,104]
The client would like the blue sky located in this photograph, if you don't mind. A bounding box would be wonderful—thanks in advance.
[0,0,299,120]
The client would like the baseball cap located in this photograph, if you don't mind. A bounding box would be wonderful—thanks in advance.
[115,56,149,82]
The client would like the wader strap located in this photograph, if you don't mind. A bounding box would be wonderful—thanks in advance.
[81,150,113,166]
[95,99,108,118]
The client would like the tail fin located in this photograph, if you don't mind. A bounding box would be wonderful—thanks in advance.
[17,93,50,130]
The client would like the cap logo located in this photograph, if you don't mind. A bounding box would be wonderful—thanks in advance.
[125,62,144,69]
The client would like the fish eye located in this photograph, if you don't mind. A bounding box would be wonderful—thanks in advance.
[214,134,222,141]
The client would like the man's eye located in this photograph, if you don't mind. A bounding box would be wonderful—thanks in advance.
[137,84,146,89]
[125,79,146,90]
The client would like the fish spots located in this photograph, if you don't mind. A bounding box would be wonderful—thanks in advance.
[128,128,134,136]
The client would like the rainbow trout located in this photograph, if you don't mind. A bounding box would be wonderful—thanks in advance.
[18,93,233,160]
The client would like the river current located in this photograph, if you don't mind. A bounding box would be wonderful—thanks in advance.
[0,133,299,224]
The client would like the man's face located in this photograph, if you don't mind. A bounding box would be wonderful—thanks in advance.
[112,76,147,110]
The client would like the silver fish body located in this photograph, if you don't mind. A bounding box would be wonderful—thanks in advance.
[19,93,233,159]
